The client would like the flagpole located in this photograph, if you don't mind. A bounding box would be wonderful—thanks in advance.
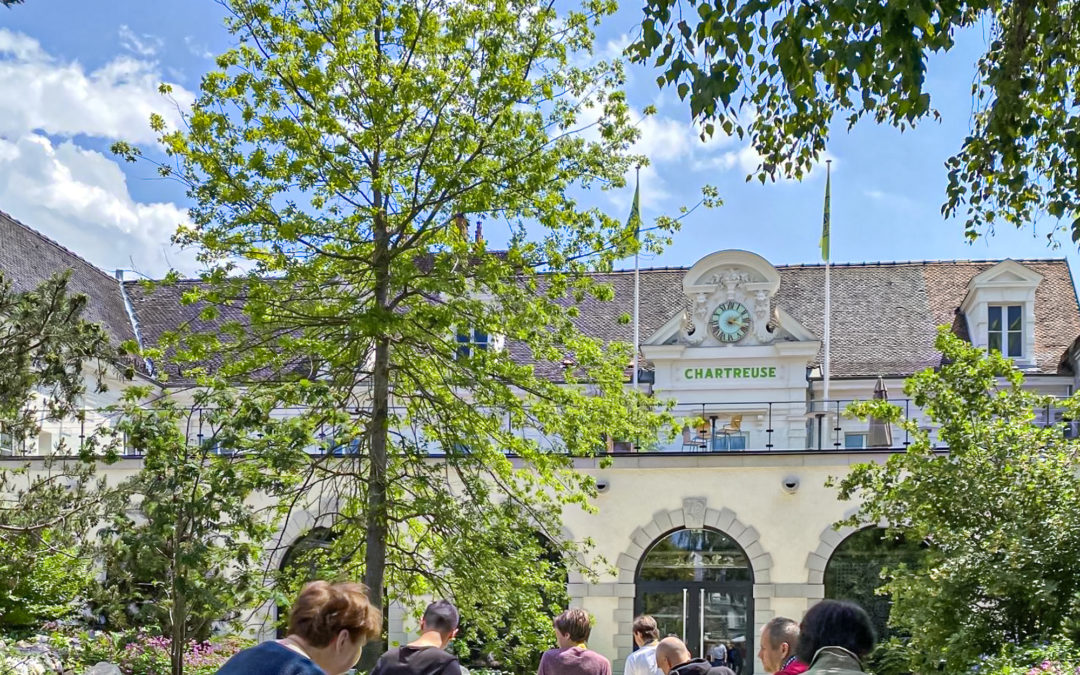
[823,160,832,404]
[632,166,641,392]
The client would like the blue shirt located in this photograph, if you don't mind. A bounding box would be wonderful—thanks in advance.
[216,641,325,675]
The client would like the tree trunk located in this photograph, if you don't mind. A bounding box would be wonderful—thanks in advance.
[171,578,186,675]
[359,195,391,671]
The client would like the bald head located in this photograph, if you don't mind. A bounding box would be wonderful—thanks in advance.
[655,637,693,674]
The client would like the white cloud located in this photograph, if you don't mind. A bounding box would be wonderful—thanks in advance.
[0,133,198,276]
[118,25,163,58]
[0,28,193,144]
[602,33,631,61]
[0,30,45,61]
[184,35,215,61]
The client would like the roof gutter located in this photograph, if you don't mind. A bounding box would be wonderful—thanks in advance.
[115,270,155,377]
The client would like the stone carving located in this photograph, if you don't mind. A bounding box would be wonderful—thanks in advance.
[754,290,771,342]
[681,293,709,345]
[683,497,706,523]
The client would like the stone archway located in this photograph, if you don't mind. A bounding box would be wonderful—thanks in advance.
[804,508,880,585]
[602,498,772,674]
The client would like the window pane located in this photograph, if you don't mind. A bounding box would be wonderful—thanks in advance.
[988,306,1002,331]
[1008,332,1022,357]
[639,529,751,583]
[988,332,1002,352]
[473,329,489,350]
[845,433,866,449]
[1008,305,1022,331]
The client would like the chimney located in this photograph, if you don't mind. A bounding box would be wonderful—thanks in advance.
[475,221,483,244]
[454,213,468,240]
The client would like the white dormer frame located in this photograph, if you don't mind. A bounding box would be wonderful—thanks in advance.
[959,260,1043,367]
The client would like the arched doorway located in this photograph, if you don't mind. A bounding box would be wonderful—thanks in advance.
[276,527,336,635]
[635,528,753,665]
[824,527,924,639]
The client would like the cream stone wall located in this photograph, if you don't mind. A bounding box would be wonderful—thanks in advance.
[558,452,888,675]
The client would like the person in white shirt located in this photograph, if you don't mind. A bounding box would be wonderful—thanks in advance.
[624,615,663,675]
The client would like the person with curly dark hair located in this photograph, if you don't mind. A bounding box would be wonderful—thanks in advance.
[796,600,876,674]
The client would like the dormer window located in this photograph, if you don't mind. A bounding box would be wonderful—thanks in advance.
[988,305,1023,357]
[455,328,489,358]
[959,261,1043,367]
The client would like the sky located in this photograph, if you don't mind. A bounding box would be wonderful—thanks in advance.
[1,1,1077,284]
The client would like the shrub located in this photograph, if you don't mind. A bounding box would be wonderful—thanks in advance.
[971,640,1080,674]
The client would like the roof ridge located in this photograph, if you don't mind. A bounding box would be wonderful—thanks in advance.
[0,208,123,285]
[605,257,1070,274]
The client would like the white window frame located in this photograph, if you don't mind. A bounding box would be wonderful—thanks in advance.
[987,304,1023,358]
[455,328,490,358]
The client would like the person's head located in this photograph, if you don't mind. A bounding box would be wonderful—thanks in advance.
[758,617,801,672]
[796,600,876,666]
[654,636,693,674]
[632,615,660,647]
[553,608,592,648]
[287,581,382,675]
[420,600,460,648]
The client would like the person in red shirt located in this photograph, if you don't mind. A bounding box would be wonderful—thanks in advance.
[757,617,809,675]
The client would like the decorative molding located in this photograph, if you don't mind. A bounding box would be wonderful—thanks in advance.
[604,499,773,674]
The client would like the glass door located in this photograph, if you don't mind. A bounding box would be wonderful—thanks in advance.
[700,588,750,665]
[639,588,687,643]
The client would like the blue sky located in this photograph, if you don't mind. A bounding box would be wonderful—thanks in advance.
[1,0,1076,283]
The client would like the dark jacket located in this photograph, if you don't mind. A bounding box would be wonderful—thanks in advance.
[805,647,864,675]
[372,646,462,675]
[669,657,735,675]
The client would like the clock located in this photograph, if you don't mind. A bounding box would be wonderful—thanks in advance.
[710,301,751,343]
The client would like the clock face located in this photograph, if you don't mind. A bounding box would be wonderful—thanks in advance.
[710,301,751,343]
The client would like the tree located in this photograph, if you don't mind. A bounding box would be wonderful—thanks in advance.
[116,0,688,666]
[0,271,128,626]
[92,382,310,675]
[628,0,1080,242]
[0,1,26,6]
[836,329,1080,672]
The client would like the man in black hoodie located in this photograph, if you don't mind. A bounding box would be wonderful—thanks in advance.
[371,600,463,675]
[655,638,735,675]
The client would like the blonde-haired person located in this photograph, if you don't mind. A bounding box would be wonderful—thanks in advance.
[216,581,382,675]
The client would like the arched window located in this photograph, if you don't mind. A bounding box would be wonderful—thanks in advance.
[824,528,924,639]
[636,529,753,667]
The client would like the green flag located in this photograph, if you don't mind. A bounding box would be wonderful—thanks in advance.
[820,161,831,261]
[627,170,642,237]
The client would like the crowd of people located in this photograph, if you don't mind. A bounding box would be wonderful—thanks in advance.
[214,582,877,675]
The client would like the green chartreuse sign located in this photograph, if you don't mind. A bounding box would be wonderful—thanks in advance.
[683,366,777,380]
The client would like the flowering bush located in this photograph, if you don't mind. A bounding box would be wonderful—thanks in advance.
[970,640,1080,675]
[0,627,252,674]
[114,634,250,674]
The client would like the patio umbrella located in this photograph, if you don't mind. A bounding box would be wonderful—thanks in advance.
[867,376,893,448]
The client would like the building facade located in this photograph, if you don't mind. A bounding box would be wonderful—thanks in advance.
[4,211,1080,673]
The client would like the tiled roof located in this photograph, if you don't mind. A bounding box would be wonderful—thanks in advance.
[6,205,1077,382]
[0,209,137,348]
[128,259,1080,381]
[527,259,1079,378]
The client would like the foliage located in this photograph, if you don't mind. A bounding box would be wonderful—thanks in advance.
[3,628,253,675]
[0,271,123,445]
[967,639,1080,675]
[628,0,1080,242]
[836,329,1080,672]
[91,382,310,675]
[0,272,127,629]
[116,0,695,669]
[0,539,92,628]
